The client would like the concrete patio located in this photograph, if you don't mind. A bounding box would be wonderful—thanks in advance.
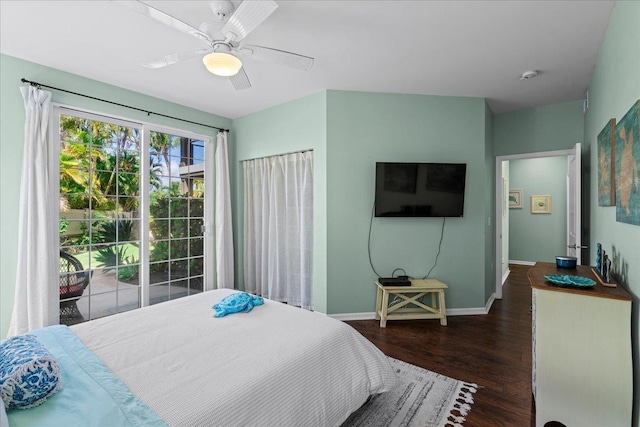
[65,269,200,325]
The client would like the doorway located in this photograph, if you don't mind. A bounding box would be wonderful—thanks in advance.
[494,144,581,299]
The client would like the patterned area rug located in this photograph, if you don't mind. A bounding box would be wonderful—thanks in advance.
[342,358,478,427]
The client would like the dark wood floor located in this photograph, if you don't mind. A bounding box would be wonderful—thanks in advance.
[347,264,535,427]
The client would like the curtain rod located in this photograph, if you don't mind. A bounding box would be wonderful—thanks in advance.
[20,78,229,133]
[243,149,313,162]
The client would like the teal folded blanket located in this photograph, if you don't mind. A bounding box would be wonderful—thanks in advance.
[213,292,264,317]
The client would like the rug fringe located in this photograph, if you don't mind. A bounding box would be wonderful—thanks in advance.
[445,414,466,427]
[444,381,479,426]
[453,402,472,416]
[460,382,478,394]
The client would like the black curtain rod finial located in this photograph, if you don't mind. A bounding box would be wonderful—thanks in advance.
[21,78,40,89]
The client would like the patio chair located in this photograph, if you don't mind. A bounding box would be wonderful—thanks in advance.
[59,251,91,323]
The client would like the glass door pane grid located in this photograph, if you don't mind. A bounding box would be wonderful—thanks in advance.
[148,133,204,305]
[59,113,209,324]
[59,114,142,324]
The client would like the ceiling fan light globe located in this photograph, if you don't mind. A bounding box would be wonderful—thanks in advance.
[202,52,242,76]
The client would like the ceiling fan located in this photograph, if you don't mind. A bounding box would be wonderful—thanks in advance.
[116,0,314,90]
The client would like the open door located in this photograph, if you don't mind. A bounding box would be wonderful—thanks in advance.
[496,144,583,300]
[566,143,583,262]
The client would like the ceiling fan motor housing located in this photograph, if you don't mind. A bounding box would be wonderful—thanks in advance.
[210,1,235,20]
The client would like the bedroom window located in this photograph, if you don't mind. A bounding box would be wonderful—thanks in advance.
[56,108,211,325]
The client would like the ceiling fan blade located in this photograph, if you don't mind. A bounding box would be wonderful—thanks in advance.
[229,67,251,90]
[115,0,212,43]
[222,0,278,42]
[236,44,314,71]
[141,48,213,69]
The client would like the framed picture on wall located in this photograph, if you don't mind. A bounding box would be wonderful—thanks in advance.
[531,195,552,214]
[508,189,523,208]
[615,99,640,225]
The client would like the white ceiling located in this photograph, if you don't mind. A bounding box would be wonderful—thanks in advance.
[0,1,615,119]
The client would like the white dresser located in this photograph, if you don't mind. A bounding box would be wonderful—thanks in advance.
[528,262,632,427]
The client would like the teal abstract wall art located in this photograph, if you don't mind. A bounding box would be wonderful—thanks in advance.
[598,118,616,206]
[615,100,640,225]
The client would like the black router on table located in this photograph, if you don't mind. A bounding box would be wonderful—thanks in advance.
[378,277,411,286]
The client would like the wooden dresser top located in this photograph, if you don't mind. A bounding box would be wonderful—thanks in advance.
[528,262,632,301]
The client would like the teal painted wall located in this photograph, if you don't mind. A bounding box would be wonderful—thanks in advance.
[0,54,231,338]
[584,2,640,425]
[508,157,568,263]
[494,100,584,156]
[230,92,328,313]
[325,91,489,314]
[484,102,495,301]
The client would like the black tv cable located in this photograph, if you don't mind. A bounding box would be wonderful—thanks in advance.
[421,217,446,279]
[367,201,382,277]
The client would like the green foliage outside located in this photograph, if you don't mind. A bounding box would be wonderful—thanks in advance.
[59,217,70,235]
[59,115,204,287]
[59,115,142,211]
[93,219,139,281]
[149,182,204,283]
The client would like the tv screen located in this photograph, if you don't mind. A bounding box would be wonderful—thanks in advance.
[375,162,467,217]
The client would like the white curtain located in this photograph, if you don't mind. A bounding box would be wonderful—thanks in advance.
[8,86,57,337]
[243,151,313,310]
[215,131,235,289]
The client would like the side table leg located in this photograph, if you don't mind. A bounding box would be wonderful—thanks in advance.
[439,290,447,326]
[375,286,382,320]
[380,290,390,328]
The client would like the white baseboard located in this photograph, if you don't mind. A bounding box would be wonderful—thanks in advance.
[502,269,511,285]
[331,312,376,321]
[485,293,496,313]
[509,260,536,266]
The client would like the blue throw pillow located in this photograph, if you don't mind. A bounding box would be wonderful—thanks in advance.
[0,334,63,410]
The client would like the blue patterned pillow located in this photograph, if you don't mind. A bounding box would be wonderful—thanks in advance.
[0,334,63,409]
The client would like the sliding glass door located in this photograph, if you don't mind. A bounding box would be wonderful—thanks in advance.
[56,108,211,325]
[147,132,206,305]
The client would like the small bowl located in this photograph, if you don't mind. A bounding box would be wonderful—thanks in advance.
[556,256,577,269]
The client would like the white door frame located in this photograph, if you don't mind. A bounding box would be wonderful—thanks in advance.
[494,147,578,299]
[566,146,582,263]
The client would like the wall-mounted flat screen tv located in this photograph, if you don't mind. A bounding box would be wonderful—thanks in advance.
[375,162,467,217]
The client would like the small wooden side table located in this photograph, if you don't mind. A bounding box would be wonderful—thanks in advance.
[374,279,448,328]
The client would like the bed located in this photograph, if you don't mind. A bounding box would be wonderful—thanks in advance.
[4,289,399,426]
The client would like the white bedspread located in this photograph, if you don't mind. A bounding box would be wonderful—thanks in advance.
[71,289,398,426]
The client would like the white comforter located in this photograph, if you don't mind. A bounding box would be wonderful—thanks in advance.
[71,289,398,426]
